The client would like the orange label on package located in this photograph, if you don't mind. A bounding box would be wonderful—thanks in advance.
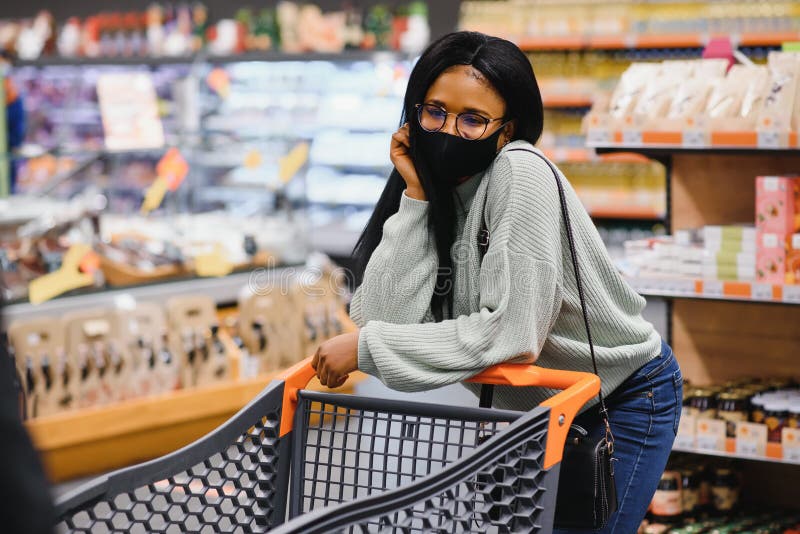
[783,428,800,462]
[157,148,189,191]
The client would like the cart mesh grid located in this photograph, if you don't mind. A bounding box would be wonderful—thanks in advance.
[55,384,288,534]
[282,392,555,534]
[291,391,534,532]
[341,418,553,533]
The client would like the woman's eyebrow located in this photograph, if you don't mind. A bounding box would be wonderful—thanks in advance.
[461,106,492,116]
[425,99,492,116]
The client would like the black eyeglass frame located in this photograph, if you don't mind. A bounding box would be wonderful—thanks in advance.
[414,103,508,140]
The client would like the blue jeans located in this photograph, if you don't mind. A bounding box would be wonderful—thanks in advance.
[555,339,682,534]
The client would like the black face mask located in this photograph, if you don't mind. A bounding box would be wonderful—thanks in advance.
[416,127,505,183]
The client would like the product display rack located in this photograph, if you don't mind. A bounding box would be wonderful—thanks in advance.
[592,141,800,508]
[625,276,800,306]
[518,31,800,52]
[672,441,796,467]
[1,268,291,322]
[15,49,413,68]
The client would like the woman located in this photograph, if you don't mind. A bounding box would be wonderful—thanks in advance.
[312,31,681,533]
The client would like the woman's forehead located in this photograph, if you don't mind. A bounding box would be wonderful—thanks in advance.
[424,65,505,115]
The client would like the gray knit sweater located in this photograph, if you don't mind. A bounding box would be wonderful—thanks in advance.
[350,141,661,411]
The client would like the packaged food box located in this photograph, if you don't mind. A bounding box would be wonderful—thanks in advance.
[786,233,800,284]
[756,232,787,284]
[756,175,800,234]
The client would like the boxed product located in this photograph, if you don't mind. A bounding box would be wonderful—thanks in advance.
[703,225,757,254]
[705,65,764,126]
[756,232,787,284]
[758,51,800,132]
[756,175,800,234]
[741,67,770,125]
[787,234,800,284]
[702,249,757,281]
[667,59,727,120]
[634,61,693,119]
[702,263,756,281]
[608,63,660,119]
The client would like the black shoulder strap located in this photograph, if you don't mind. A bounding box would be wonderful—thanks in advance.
[478,148,611,439]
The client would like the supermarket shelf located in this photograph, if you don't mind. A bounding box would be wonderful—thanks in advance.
[519,31,798,51]
[15,50,409,68]
[2,266,300,323]
[541,147,651,164]
[541,94,593,108]
[587,208,665,221]
[590,129,800,157]
[626,276,800,305]
[673,439,795,466]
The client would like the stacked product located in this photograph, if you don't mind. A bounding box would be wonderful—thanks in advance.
[588,51,800,137]
[645,455,800,533]
[6,296,232,419]
[0,193,305,303]
[683,377,800,441]
[0,2,430,60]
[621,177,800,288]
[558,159,666,218]
[6,269,351,419]
[702,225,756,282]
[646,456,743,530]
[460,0,800,42]
[621,226,757,282]
[756,175,800,284]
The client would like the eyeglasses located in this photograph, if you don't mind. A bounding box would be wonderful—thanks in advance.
[415,103,505,140]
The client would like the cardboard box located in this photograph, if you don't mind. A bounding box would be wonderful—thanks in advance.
[756,232,787,284]
[756,176,800,235]
[787,234,800,284]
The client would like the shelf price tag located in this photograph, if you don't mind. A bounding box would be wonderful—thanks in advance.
[757,130,781,149]
[702,280,724,298]
[696,418,726,452]
[752,283,774,301]
[622,129,642,145]
[674,414,696,450]
[666,279,696,296]
[783,285,800,304]
[586,128,612,145]
[682,130,705,148]
[735,422,767,457]
[783,428,800,463]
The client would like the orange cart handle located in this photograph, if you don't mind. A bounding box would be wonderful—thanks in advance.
[278,358,599,469]
[469,363,600,468]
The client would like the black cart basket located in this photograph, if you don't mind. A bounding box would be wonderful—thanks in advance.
[55,358,600,533]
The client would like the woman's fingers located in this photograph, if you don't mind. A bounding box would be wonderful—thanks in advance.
[392,131,409,149]
[311,346,320,370]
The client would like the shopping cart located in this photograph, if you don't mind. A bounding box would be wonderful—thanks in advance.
[54,358,599,533]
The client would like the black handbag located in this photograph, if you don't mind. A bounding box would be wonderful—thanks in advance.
[477,147,617,530]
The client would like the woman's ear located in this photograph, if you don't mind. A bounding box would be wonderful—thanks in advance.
[497,121,515,151]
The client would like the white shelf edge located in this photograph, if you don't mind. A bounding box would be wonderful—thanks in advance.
[2,267,299,324]
[626,276,800,306]
[672,445,800,466]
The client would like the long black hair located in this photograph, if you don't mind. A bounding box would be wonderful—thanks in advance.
[352,31,544,321]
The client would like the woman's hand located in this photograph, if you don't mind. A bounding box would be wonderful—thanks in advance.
[390,123,426,200]
[312,331,360,388]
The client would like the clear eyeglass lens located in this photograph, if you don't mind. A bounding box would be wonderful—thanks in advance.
[419,105,447,132]
[457,113,489,140]
[418,105,490,140]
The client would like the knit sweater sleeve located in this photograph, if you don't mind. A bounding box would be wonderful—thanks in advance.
[349,192,437,327]
[357,151,565,392]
